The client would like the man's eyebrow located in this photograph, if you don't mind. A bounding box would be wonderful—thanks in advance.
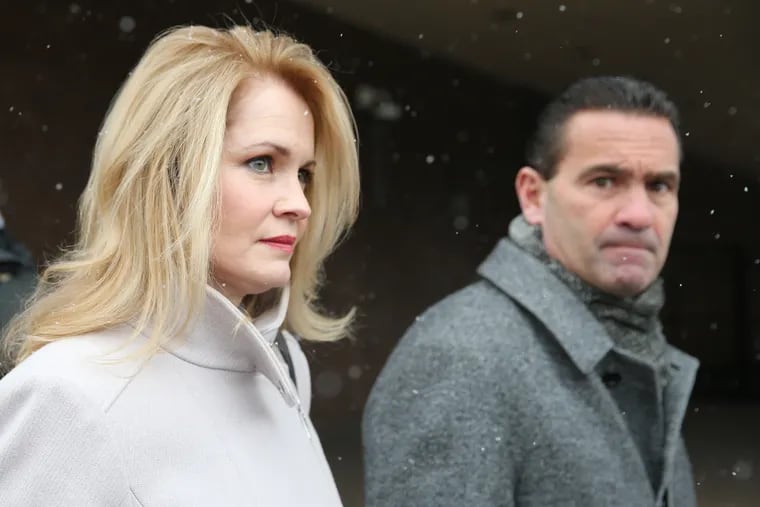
[577,164,679,183]
[577,164,627,180]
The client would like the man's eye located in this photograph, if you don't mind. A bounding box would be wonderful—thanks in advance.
[649,181,672,193]
[245,156,273,173]
[591,177,614,188]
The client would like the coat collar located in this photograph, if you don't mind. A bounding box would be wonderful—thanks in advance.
[478,238,612,374]
[477,238,699,378]
[160,285,298,407]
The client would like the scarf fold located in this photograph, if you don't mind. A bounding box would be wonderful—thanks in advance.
[508,215,668,371]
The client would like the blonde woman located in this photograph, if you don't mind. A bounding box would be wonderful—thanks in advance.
[0,24,359,506]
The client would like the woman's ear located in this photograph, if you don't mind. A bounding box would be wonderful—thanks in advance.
[515,166,546,225]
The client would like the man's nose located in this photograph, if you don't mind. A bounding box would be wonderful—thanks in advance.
[615,186,654,230]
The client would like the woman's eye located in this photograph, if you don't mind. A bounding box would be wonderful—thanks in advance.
[245,156,273,173]
[298,168,313,187]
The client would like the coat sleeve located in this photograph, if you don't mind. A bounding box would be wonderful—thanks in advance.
[0,372,134,506]
[362,314,518,507]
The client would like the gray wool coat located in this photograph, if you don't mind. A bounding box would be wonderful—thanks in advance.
[363,238,699,507]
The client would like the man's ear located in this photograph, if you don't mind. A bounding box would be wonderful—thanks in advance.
[515,166,546,225]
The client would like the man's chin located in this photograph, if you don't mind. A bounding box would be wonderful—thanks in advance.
[607,272,656,298]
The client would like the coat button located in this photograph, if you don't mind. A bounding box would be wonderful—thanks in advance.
[601,371,622,388]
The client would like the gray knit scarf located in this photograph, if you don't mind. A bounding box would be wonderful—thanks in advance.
[508,215,669,373]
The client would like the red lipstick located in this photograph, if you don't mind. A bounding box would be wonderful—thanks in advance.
[260,235,296,253]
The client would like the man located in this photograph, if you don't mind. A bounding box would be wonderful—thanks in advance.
[363,76,698,506]
[0,203,37,376]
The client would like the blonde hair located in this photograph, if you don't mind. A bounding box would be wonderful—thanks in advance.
[3,25,360,365]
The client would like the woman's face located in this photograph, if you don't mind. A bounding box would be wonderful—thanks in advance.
[211,77,315,305]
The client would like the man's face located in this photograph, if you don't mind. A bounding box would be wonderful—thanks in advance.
[524,111,680,297]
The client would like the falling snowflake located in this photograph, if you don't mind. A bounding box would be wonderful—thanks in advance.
[119,16,136,33]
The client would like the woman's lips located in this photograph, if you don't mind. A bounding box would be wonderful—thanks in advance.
[260,235,296,253]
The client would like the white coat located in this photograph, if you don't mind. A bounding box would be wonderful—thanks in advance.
[0,286,342,506]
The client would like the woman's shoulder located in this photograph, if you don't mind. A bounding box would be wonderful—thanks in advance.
[0,328,135,505]
[1,325,143,413]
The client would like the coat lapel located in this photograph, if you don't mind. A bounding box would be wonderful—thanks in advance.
[657,347,699,502]
[477,239,612,374]
[477,238,659,494]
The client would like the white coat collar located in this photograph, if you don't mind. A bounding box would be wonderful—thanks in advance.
[161,285,298,407]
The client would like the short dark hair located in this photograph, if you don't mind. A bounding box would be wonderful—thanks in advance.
[526,76,682,178]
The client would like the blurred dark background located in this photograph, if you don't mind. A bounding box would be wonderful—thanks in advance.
[1,1,758,505]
